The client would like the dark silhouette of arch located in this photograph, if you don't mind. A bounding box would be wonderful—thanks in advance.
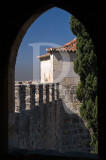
[0,1,106,159]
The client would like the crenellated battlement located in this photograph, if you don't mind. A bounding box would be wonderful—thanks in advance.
[15,82,60,112]
[13,81,91,153]
[15,81,81,115]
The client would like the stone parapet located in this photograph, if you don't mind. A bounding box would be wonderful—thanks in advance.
[13,81,91,153]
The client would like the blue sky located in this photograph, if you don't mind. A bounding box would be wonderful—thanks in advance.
[15,7,76,81]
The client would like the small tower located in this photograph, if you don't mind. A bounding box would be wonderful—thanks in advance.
[37,38,80,85]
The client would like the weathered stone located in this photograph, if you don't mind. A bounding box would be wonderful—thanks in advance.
[13,81,91,153]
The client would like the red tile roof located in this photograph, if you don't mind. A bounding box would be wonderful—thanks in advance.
[37,53,50,59]
[62,38,77,51]
[37,38,77,59]
[47,38,77,52]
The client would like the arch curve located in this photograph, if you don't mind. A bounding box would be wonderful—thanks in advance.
[0,1,105,159]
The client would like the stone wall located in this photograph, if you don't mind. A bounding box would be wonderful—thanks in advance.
[13,81,91,153]
[53,51,80,85]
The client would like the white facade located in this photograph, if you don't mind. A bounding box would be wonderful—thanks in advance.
[40,54,53,83]
[40,51,80,85]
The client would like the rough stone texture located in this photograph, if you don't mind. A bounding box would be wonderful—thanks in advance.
[0,2,105,159]
[53,52,80,85]
[12,81,91,153]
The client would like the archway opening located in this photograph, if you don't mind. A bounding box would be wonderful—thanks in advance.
[8,6,98,159]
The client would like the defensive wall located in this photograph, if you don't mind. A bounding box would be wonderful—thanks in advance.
[9,81,91,153]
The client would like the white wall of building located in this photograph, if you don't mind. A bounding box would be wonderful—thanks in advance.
[40,51,80,85]
[40,55,53,83]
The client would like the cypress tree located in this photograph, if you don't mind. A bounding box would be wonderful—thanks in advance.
[70,15,98,153]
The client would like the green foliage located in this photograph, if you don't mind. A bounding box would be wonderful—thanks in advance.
[70,15,98,153]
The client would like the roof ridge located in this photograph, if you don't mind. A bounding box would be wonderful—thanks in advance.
[63,38,77,47]
[38,38,77,59]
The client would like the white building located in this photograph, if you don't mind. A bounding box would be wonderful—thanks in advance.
[37,38,80,85]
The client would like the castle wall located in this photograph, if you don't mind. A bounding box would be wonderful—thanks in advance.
[10,81,91,153]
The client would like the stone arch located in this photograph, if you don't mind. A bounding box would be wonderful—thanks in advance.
[8,5,90,153]
[0,1,105,159]
[8,5,95,154]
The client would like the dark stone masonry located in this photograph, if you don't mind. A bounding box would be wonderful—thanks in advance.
[8,81,91,153]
